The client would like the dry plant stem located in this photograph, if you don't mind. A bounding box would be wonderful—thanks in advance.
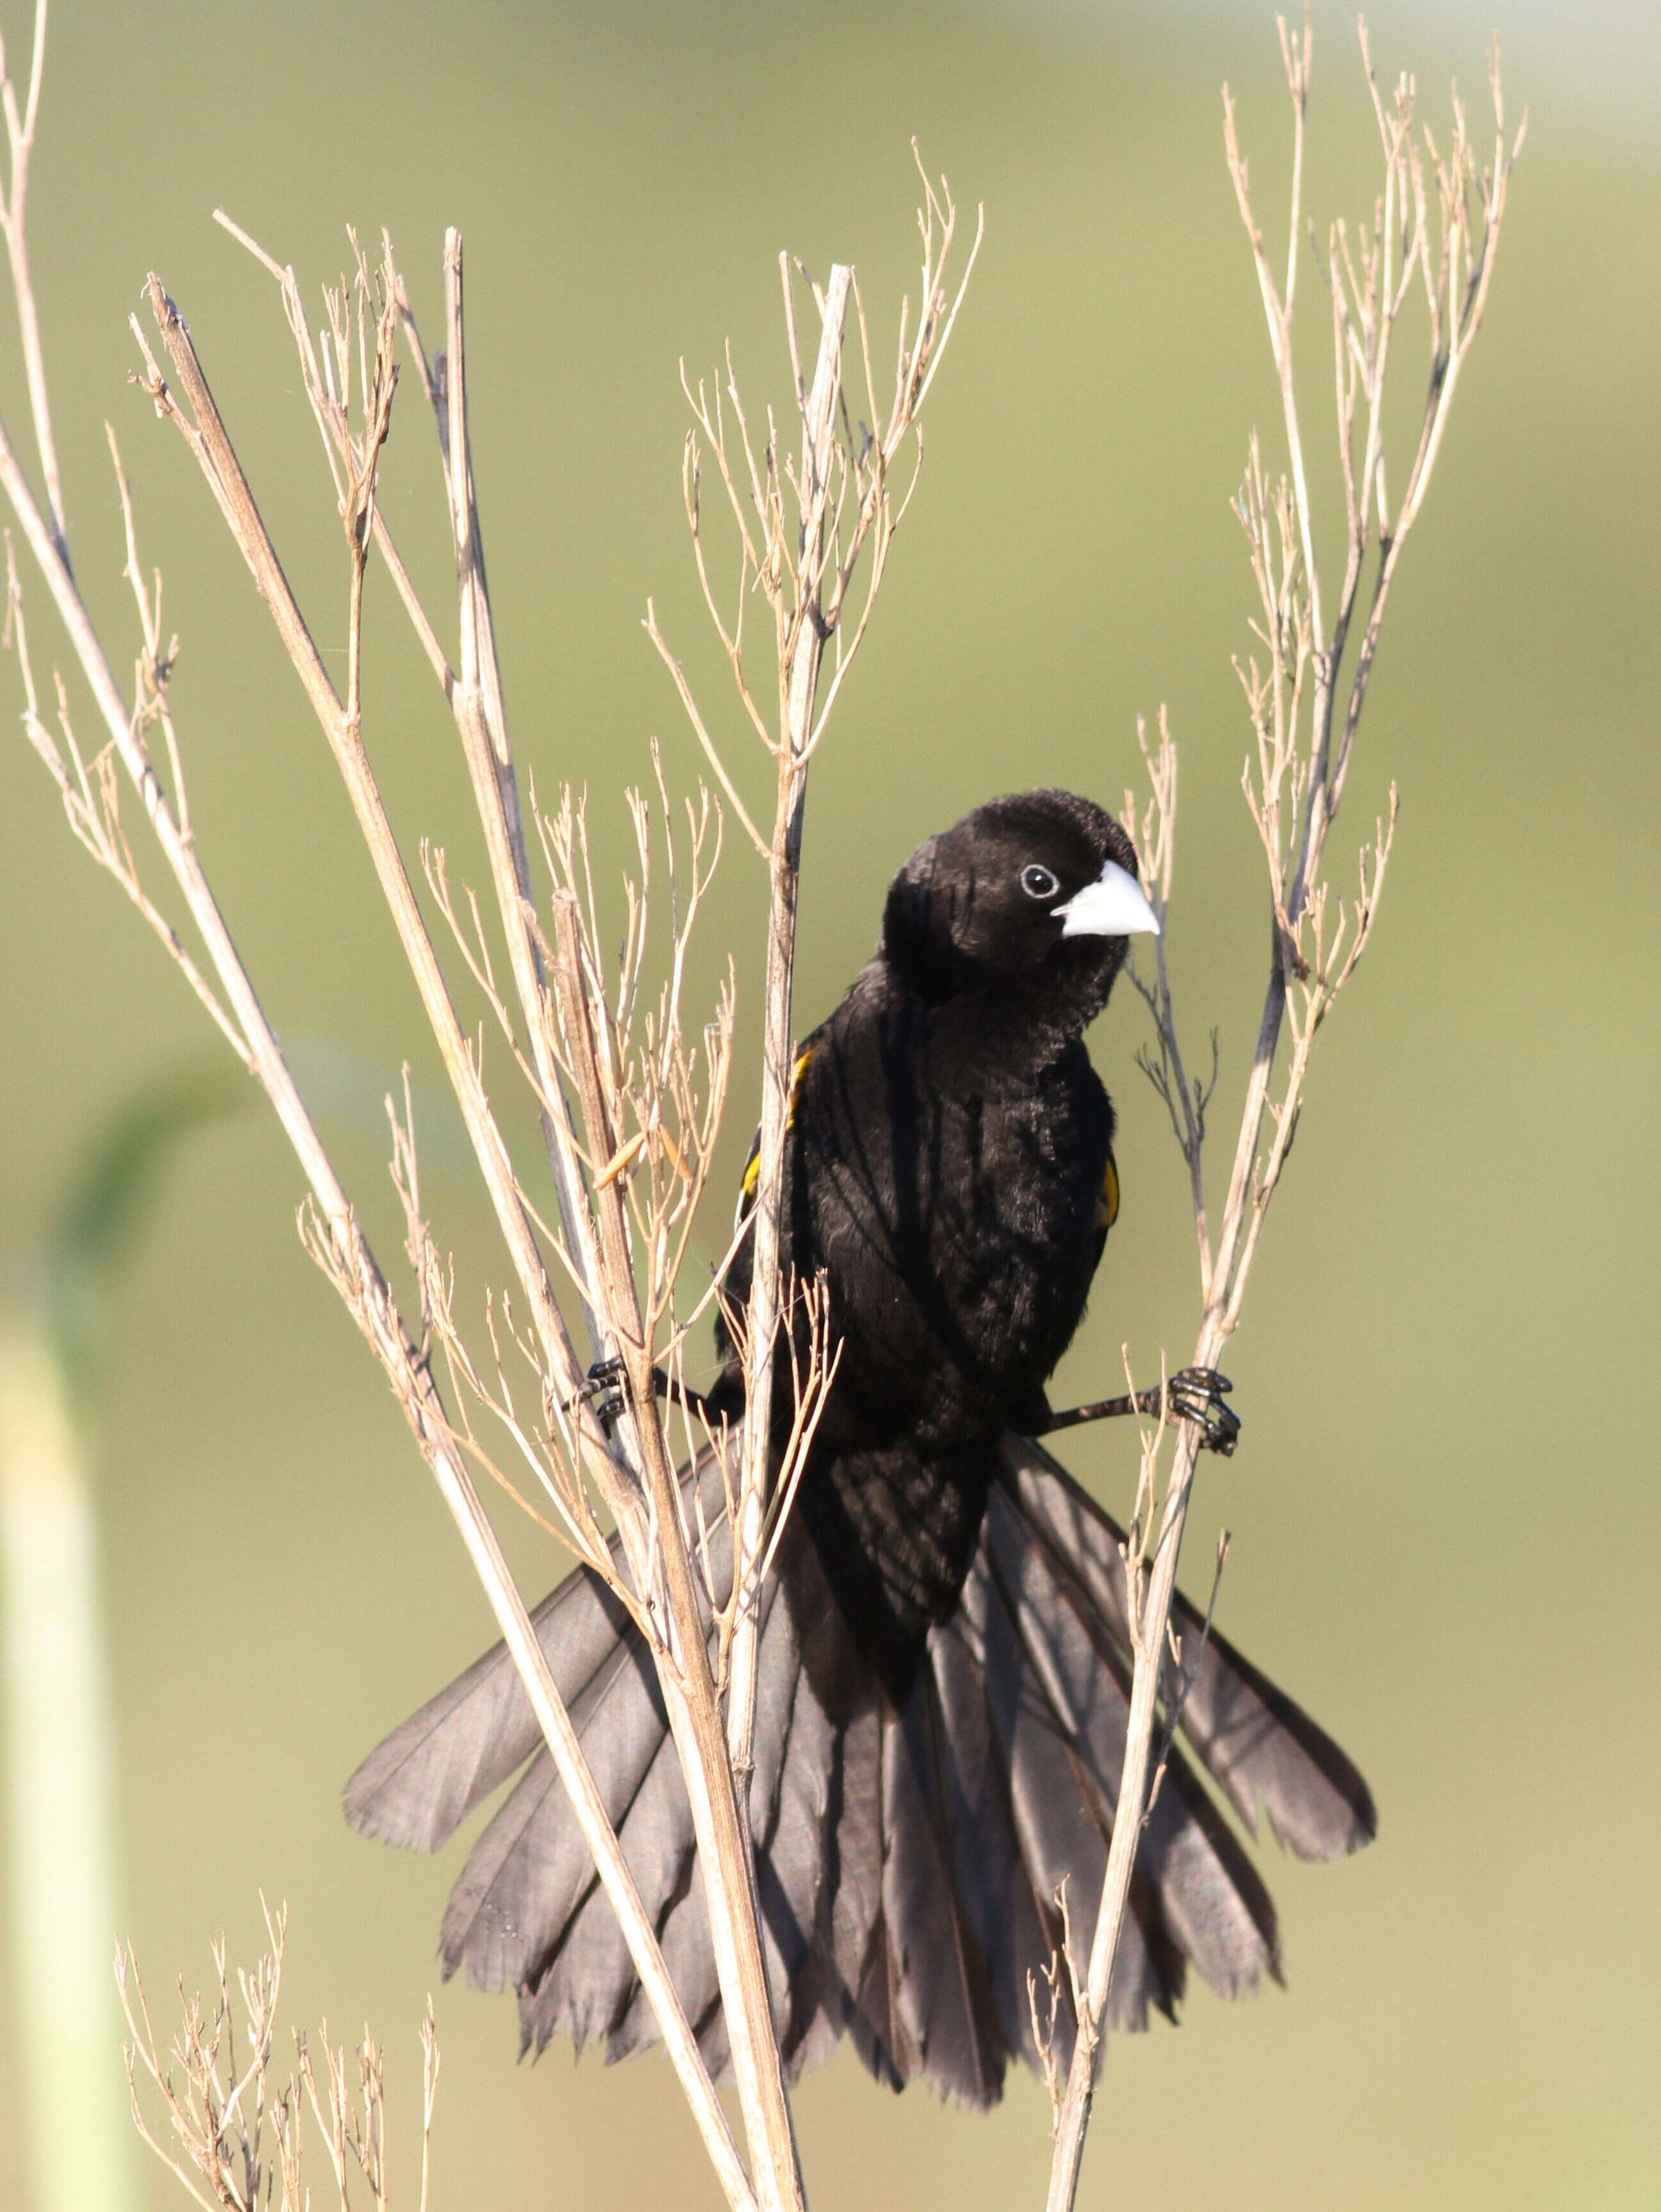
[727,261,851,1790]
[206,220,743,1559]
[131,281,643,1541]
[8,47,965,2200]
[0,54,745,2187]
[210,209,454,696]
[547,895,807,2212]
[2,388,748,2201]
[119,1907,442,2212]
[208,219,608,1383]
[384,1421,754,2209]
[1127,714,1213,1283]
[136,257,798,2208]
[437,230,607,1360]
[1042,1406,1210,2212]
[130,285,785,2204]
[0,0,62,568]
[657,180,979,1801]
[1043,24,1519,2211]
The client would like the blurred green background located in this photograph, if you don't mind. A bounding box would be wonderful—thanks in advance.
[1,0,1656,2206]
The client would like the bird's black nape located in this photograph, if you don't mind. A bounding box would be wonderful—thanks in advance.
[880,788,1146,1034]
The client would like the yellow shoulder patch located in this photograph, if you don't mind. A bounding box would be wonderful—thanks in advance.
[1095,1151,1120,1235]
[787,1044,814,1122]
[739,1046,813,1207]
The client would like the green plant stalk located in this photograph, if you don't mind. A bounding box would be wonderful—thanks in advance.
[0,1313,136,2212]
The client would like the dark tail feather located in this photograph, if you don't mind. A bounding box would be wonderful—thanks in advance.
[957,1510,1180,2043]
[980,1474,1282,2001]
[602,1569,816,2070]
[484,1542,838,2072]
[816,1700,888,2081]
[342,1567,639,1854]
[440,1625,672,1997]
[918,1606,1058,2082]
[875,1648,1008,2106]
[999,1435,1378,1860]
[504,1479,741,2058]
[343,1455,734,1856]
[344,1435,1374,2101]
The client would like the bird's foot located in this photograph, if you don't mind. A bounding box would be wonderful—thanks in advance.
[1162,1366,1239,1457]
[1037,1367,1240,1455]
[565,1358,723,1437]
[572,1355,629,1432]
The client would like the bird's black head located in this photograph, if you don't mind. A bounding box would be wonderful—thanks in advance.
[880,789,1157,1034]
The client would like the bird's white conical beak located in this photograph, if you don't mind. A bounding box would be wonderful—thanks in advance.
[1054,857,1161,939]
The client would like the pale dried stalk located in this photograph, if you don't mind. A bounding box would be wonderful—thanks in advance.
[543,886,807,2212]
[436,229,609,1360]
[192,213,811,2205]
[724,260,850,1794]
[211,210,454,692]
[0,7,953,2198]
[1126,711,1217,1276]
[127,276,598,1465]
[0,0,60,565]
[654,167,981,1797]
[131,269,801,2208]
[6,529,249,1071]
[0,16,752,2197]
[125,279,778,2204]
[207,216,606,1358]
[514,792,812,2208]
[1045,23,1522,2210]
[406,778,736,1589]
[117,1906,440,2212]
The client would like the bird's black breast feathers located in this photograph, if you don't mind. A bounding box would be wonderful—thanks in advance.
[778,970,1118,1703]
[784,966,1114,1454]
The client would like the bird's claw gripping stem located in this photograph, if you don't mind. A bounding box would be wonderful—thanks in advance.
[1038,1366,1240,1456]
[565,1357,721,1439]
[1161,1366,1240,1457]
[572,1355,629,1432]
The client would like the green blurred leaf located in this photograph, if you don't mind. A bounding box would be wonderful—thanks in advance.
[44,1059,246,1415]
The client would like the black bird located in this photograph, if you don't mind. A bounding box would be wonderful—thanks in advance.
[346,788,1375,2107]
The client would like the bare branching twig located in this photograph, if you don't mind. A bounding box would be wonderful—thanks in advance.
[1044,21,1523,2208]
[0,0,977,2196]
[654,161,981,1791]
[117,1906,439,2212]
[0,11,755,2199]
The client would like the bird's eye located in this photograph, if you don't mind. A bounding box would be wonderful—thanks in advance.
[1021,864,1060,901]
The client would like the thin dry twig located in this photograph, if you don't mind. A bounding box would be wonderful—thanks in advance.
[655,161,981,1798]
[117,1906,440,2212]
[1045,21,1522,2209]
[0,33,983,2209]
[0,13,754,2198]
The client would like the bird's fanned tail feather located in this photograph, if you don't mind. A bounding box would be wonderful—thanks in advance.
[343,1438,1374,2105]
[1001,1436,1377,1861]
